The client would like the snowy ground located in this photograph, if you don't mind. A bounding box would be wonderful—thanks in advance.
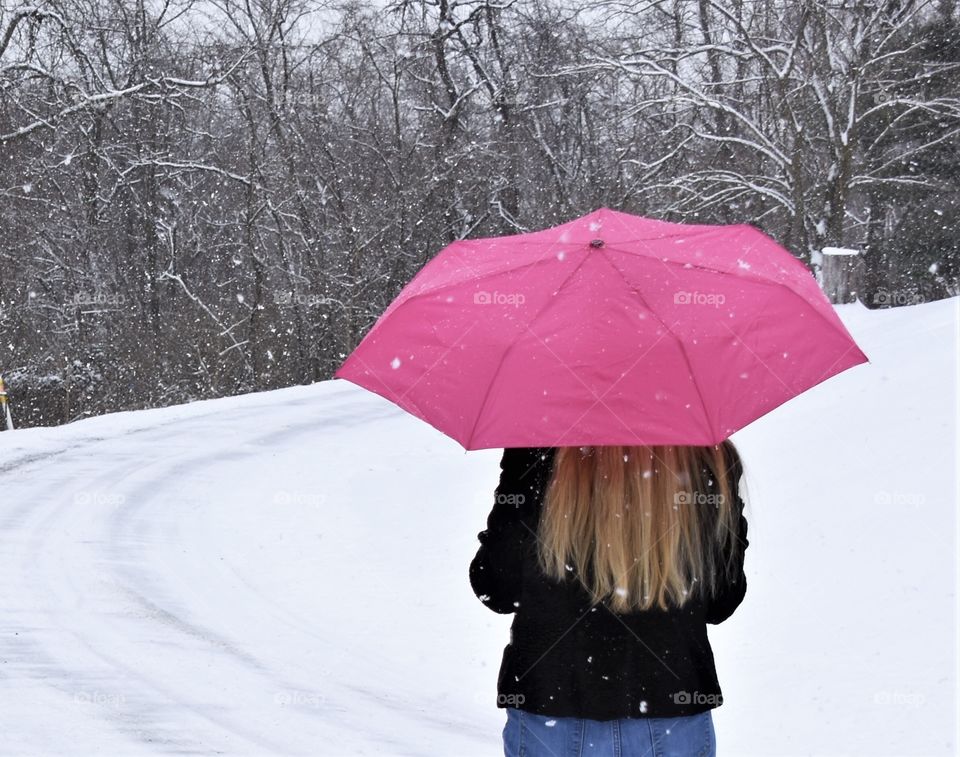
[0,296,956,757]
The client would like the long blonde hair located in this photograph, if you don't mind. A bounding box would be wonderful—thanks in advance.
[537,442,744,614]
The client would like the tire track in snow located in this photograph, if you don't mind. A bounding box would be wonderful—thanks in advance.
[0,392,450,755]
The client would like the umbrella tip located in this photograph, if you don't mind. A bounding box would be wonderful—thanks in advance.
[590,238,605,248]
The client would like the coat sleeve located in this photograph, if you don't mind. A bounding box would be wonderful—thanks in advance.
[705,451,749,625]
[469,447,544,614]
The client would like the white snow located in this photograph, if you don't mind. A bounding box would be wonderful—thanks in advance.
[822,246,860,256]
[0,297,956,755]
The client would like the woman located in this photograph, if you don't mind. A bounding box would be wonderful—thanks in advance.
[469,443,749,757]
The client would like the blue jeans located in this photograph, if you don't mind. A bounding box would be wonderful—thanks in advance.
[502,706,716,757]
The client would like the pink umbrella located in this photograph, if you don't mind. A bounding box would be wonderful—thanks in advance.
[334,208,869,450]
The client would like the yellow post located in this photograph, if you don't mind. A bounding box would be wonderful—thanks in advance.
[0,375,14,431]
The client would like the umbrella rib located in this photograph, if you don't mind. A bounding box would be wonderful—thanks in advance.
[604,243,792,294]
[597,248,719,444]
[394,234,800,321]
[604,246,868,397]
[464,249,598,449]
[604,231,845,329]
[398,245,579,303]
[399,228,718,303]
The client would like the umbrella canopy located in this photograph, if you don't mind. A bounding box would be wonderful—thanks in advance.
[334,207,869,450]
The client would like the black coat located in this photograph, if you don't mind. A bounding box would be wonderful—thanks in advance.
[469,446,748,721]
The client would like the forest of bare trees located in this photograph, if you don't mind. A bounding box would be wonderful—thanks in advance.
[1,0,958,427]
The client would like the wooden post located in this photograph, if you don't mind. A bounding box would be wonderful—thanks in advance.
[820,246,862,304]
[0,375,14,431]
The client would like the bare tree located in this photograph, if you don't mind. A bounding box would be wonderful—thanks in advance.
[1,0,956,427]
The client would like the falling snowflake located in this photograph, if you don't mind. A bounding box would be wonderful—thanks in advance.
[390,357,402,369]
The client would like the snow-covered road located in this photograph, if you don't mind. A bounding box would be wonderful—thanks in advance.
[0,297,957,756]
[0,387,509,755]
